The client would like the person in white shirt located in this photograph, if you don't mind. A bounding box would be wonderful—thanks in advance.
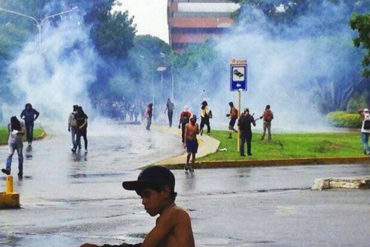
[1,116,26,178]
[358,108,370,155]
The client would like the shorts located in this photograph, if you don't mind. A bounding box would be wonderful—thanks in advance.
[229,117,237,128]
[186,139,198,154]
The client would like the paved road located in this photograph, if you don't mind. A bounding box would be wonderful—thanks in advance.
[0,124,370,246]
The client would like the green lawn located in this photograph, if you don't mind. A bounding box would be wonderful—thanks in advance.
[0,127,45,145]
[200,130,363,161]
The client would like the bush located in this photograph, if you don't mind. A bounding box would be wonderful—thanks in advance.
[326,111,362,128]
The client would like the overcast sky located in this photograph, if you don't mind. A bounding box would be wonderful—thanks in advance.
[113,0,169,43]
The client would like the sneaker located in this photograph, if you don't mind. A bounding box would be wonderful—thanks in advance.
[1,168,10,175]
[190,167,194,173]
[184,166,189,173]
[71,148,76,153]
[18,172,23,179]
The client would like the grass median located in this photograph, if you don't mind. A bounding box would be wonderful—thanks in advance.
[199,130,363,161]
[0,127,45,145]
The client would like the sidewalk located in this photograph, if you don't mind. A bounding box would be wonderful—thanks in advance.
[152,125,220,166]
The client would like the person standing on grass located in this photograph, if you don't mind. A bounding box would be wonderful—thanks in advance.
[358,108,370,155]
[184,114,199,173]
[200,100,211,136]
[1,116,26,178]
[20,103,39,149]
[226,102,238,138]
[238,108,256,156]
[260,105,273,141]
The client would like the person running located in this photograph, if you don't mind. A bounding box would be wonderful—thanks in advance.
[74,106,88,153]
[20,103,39,149]
[1,116,26,178]
[200,100,211,136]
[226,102,238,138]
[145,103,153,131]
[68,105,79,152]
[184,115,199,173]
[178,105,192,144]
[80,166,195,247]
[164,98,175,128]
[260,105,274,141]
[238,108,256,156]
[358,108,370,155]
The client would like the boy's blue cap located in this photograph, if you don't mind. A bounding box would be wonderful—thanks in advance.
[122,166,175,191]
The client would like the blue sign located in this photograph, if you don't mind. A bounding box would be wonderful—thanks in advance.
[230,63,247,91]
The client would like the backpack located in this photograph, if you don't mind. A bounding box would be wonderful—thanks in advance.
[180,113,190,124]
[364,114,370,130]
[264,110,273,122]
[70,113,77,127]
[208,110,213,119]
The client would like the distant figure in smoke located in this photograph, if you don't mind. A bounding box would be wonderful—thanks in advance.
[185,114,199,173]
[358,108,370,155]
[74,106,88,153]
[238,108,256,156]
[20,103,39,149]
[145,103,153,131]
[226,102,239,138]
[179,105,192,144]
[165,98,175,127]
[1,116,25,178]
[200,100,211,136]
[260,105,274,141]
[68,105,79,152]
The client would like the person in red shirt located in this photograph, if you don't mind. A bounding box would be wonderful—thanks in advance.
[178,106,192,144]
[260,105,274,141]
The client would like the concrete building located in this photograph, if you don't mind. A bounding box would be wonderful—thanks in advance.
[168,0,240,52]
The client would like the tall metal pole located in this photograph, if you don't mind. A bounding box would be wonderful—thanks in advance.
[237,89,241,152]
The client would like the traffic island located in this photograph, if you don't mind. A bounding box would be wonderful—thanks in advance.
[0,176,20,209]
[312,176,370,190]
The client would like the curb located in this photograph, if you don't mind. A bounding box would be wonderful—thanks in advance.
[160,156,370,169]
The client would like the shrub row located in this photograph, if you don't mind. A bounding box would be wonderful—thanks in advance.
[326,111,362,128]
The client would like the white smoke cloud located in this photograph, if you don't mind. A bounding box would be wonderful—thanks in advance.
[5,13,98,133]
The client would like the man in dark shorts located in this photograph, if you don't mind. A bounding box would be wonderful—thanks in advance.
[227,102,238,138]
[184,115,199,173]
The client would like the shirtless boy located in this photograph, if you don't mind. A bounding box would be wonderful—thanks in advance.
[184,115,199,173]
[80,166,195,247]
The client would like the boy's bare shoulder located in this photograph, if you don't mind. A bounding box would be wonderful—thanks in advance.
[170,206,191,221]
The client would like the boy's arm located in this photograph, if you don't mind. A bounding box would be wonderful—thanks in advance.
[34,109,40,121]
[141,212,175,247]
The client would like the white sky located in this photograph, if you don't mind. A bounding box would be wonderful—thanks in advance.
[113,0,169,43]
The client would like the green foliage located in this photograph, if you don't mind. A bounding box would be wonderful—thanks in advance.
[0,127,44,145]
[326,111,362,128]
[347,91,369,111]
[350,13,370,77]
[199,130,363,161]
[91,11,136,58]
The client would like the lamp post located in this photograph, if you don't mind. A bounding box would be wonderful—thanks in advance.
[157,66,167,101]
[0,6,78,50]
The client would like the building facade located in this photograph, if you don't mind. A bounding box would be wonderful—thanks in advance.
[167,0,240,52]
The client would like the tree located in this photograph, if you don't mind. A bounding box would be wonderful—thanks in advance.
[350,13,370,78]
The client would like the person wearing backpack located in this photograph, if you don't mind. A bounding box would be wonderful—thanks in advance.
[358,108,370,155]
[68,105,79,153]
[178,105,192,144]
[200,100,211,136]
[260,105,274,141]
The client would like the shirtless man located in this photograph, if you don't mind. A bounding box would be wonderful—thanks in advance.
[184,115,199,173]
[80,166,195,247]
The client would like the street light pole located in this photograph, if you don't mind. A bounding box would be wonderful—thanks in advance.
[0,6,78,50]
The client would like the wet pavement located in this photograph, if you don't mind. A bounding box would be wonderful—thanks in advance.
[0,124,370,246]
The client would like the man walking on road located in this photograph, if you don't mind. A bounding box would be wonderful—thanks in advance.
[179,105,192,144]
[238,108,256,156]
[68,105,79,152]
[184,114,199,173]
[1,116,26,178]
[20,103,39,149]
[165,98,175,127]
[260,105,273,141]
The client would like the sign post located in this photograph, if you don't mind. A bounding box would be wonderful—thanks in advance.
[230,59,247,152]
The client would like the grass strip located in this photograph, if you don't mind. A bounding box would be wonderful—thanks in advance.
[199,130,363,161]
